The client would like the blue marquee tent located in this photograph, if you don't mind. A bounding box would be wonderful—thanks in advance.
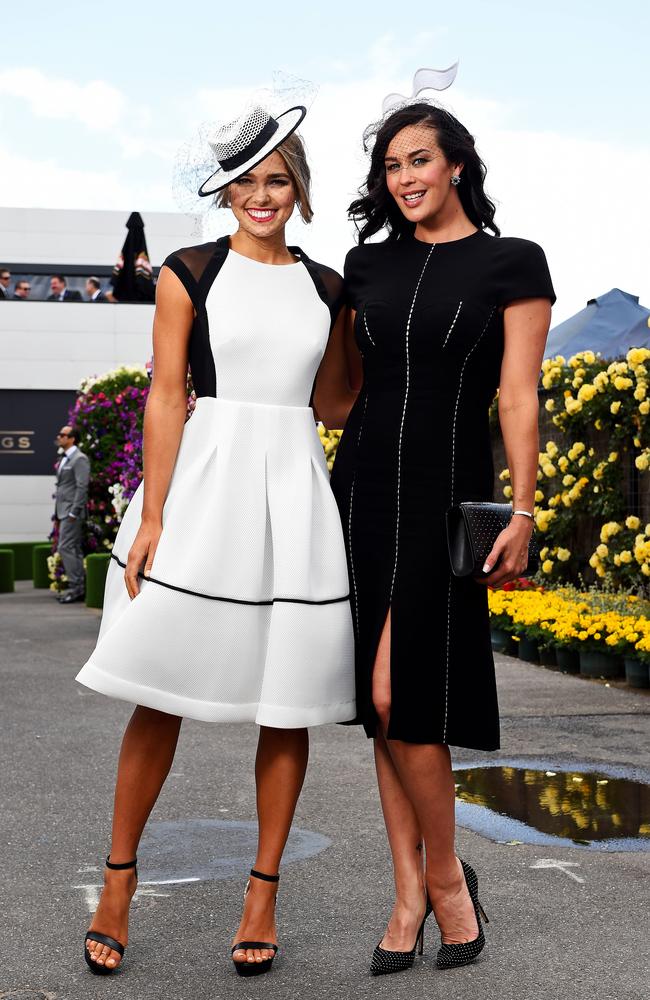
[545,289,650,360]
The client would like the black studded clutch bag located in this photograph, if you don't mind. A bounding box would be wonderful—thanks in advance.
[445,501,540,578]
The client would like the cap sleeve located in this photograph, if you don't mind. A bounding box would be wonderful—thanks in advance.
[314,262,345,328]
[343,247,361,310]
[496,240,556,307]
[161,250,199,308]
[161,241,227,311]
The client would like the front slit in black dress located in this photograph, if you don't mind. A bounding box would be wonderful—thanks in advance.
[330,230,555,750]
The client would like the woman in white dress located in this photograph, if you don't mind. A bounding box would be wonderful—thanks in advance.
[76,99,356,977]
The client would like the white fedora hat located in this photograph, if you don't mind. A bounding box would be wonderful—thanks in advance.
[172,74,317,219]
[197,103,307,196]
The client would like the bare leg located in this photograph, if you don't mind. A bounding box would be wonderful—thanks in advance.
[374,732,428,949]
[372,612,427,950]
[372,611,478,947]
[86,706,182,969]
[232,726,309,966]
[386,741,478,943]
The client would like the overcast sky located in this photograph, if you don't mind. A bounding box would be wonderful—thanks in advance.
[2,0,649,322]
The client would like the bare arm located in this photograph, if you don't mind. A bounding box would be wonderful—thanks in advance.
[313,307,360,429]
[124,266,193,597]
[477,297,551,587]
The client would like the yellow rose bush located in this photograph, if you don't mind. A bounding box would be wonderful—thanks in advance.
[500,437,625,582]
[543,349,650,454]
[588,517,650,588]
[494,346,650,588]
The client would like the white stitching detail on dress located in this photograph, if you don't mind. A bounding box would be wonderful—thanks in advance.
[443,574,453,741]
[389,244,436,601]
[442,300,463,348]
[443,305,496,742]
[363,310,376,347]
[348,390,368,638]
[449,307,495,507]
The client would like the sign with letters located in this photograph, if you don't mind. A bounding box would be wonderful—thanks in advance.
[0,389,77,475]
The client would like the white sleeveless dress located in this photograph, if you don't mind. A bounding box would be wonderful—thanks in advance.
[75,238,356,728]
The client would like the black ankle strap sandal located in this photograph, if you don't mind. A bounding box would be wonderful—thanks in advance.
[231,868,280,977]
[83,856,137,976]
[248,868,279,883]
[105,855,138,872]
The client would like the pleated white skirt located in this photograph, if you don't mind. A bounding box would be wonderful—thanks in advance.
[76,397,356,727]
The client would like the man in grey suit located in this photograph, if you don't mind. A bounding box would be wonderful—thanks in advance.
[54,426,90,604]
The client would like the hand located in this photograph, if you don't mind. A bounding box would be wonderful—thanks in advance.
[474,516,534,589]
[67,513,77,520]
[125,520,162,600]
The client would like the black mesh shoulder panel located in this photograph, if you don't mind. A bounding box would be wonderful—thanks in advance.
[289,247,345,331]
[161,237,231,398]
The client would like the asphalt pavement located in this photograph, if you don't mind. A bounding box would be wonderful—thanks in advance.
[1,581,649,1000]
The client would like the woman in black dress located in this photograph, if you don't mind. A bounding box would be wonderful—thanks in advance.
[315,102,554,974]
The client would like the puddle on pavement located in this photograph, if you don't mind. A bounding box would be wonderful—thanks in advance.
[454,761,650,851]
[137,818,331,882]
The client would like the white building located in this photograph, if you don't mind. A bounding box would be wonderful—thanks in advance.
[0,207,196,542]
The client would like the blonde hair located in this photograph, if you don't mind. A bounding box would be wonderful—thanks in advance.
[216,132,313,223]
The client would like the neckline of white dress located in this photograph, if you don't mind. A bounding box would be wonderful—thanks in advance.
[227,246,303,269]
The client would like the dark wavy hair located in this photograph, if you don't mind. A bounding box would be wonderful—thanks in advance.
[348,102,500,242]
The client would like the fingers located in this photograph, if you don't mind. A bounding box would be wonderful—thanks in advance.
[125,542,147,599]
[143,536,159,579]
[127,571,139,596]
[477,553,529,588]
[475,540,528,588]
[482,546,500,576]
[481,535,506,577]
[124,527,162,598]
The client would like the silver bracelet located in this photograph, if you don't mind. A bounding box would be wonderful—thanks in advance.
[512,509,534,520]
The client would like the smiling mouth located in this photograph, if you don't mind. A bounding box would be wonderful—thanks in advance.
[246,208,277,222]
[402,190,426,206]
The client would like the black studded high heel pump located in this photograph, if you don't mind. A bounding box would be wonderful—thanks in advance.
[370,896,433,976]
[231,869,280,977]
[436,859,489,969]
[84,856,137,975]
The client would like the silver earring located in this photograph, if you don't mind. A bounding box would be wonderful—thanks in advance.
[451,174,461,186]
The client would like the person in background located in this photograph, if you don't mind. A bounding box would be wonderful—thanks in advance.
[13,281,31,300]
[0,268,11,299]
[54,426,90,604]
[86,277,108,302]
[48,275,83,302]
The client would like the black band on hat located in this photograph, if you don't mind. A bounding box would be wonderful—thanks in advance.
[218,117,279,172]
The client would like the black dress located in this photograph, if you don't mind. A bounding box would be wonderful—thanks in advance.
[330,230,555,750]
